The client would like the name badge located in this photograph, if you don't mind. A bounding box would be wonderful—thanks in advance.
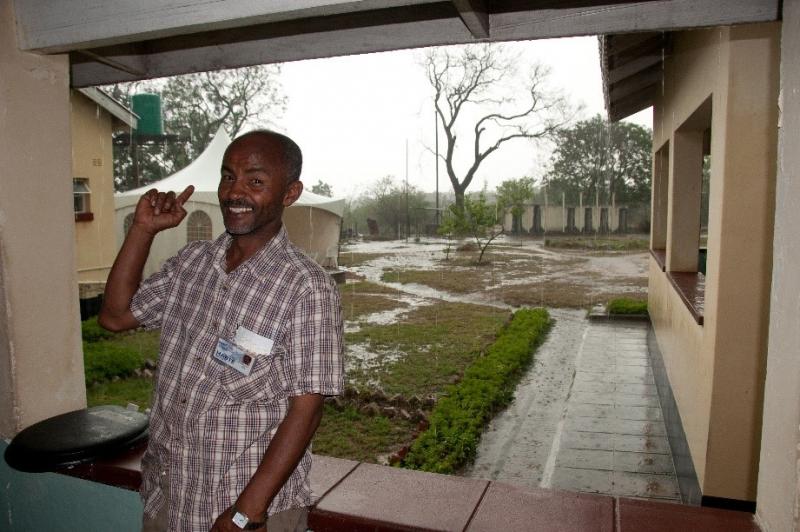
[234,326,274,356]
[213,338,256,376]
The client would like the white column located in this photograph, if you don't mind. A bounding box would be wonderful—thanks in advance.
[757,1,800,530]
[0,0,85,437]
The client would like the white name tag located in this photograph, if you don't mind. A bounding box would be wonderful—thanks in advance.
[234,326,274,356]
[213,338,256,376]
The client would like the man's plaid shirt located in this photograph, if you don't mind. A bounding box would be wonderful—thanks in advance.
[131,226,344,531]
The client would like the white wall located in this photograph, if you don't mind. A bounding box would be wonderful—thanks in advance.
[756,1,800,530]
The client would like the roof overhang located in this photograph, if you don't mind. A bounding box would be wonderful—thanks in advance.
[599,31,670,122]
[76,87,139,129]
[11,0,780,88]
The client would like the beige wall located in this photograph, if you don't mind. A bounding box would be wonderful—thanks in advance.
[503,203,645,233]
[0,0,85,437]
[650,24,779,501]
[756,2,800,530]
[70,91,119,284]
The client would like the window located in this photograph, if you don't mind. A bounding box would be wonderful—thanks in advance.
[73,178,91,213]
[187,210,212,242]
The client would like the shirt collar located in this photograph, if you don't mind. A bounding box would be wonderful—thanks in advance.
[208,225,289,278]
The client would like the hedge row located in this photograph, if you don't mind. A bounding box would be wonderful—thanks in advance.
[401,307,551,473]
[607,298,648,315]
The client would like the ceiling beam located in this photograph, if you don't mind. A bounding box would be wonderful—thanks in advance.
[13,0,440,53]
[490,0,779,41]
[452,0,490,38]
[70,4,470,87]
[65,0,779,87]
[608,66,661,101]
[606,52,662,84]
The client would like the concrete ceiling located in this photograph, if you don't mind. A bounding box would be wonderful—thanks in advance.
[11,0,780,88]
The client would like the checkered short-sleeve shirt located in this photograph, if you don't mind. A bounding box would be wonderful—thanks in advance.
[131,227,344,532]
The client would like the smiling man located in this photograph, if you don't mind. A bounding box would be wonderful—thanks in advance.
[99,130,344,532]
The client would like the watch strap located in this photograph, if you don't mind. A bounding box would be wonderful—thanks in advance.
[231,506,266,530]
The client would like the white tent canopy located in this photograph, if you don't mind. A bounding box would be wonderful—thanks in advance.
[115,127,344,276]
[116,127,345,217]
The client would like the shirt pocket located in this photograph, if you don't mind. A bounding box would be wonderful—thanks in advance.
[218,349,283,403]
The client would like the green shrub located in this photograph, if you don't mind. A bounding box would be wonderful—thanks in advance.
[81,316,114,342]
[83,341,142,385]
[402,308,551,473]
[607,298,648,315]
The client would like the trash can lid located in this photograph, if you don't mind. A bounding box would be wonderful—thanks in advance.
[4,405,148,473]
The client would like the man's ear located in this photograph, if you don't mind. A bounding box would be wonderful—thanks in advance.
[283,180,303,207]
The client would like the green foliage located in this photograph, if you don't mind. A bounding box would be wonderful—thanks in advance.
[402,308,551,473]
[607,298,648,315]
[546,114,652,205]
[496,177,535,233]
[81,316,114,342]
[357,175,430,239]
[104,65,286,191]
[311,179,333,197]
[83,341,143,385]
[439,190,502,263]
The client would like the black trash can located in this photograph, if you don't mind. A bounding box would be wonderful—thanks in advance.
[4,405,148,473]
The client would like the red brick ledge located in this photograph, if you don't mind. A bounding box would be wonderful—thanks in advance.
[58,444,759,531]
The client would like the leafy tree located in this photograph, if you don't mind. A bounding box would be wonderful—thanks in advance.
[545,114,652,205]
[311,179,333,197]
[361,176,428,239]
[496,177,535,233]
[439,189,502,264]
[105,64,286,191]
[424,43,571,212]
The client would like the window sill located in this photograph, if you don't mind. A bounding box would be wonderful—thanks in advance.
[666,271,705,325]
[75,212,94,222]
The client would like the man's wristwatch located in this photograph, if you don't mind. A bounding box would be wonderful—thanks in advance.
[231,506,266,530]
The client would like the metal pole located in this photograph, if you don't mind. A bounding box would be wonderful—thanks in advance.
[435,105,439,225]
[405,139,409,242]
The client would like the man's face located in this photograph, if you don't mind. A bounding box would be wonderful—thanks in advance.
[218,135,300,238]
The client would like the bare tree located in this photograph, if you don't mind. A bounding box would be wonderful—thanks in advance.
[425,44,572,211]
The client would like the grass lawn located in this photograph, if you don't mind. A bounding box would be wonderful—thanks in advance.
[337,252,386,267]
[380,267,489,294]
[340,281,408,321]
[86,377,153,409]
[345,301,509,397]
[313,404,417,463]
[544,236,649,251]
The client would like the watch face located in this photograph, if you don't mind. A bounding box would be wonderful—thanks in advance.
[232,511,249,528]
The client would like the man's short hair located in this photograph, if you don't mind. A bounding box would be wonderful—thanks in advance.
[234,129,303,183]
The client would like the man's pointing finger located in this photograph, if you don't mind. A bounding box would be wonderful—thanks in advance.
[177,185,195,205]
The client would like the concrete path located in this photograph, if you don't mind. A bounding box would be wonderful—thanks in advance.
[467,313,681,502]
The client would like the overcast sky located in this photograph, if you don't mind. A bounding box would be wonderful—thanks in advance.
[276,36,651,199]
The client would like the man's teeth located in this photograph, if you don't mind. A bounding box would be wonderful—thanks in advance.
[230,207,252,213]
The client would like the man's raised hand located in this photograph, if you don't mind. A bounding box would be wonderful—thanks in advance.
[132,185,195,235]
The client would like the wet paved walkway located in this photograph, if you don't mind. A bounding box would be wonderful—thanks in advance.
[468,313,681,502]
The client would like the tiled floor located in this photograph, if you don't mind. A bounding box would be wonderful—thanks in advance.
[547,320,681,501]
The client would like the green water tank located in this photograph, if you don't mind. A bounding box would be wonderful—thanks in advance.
[131,93,163,136]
